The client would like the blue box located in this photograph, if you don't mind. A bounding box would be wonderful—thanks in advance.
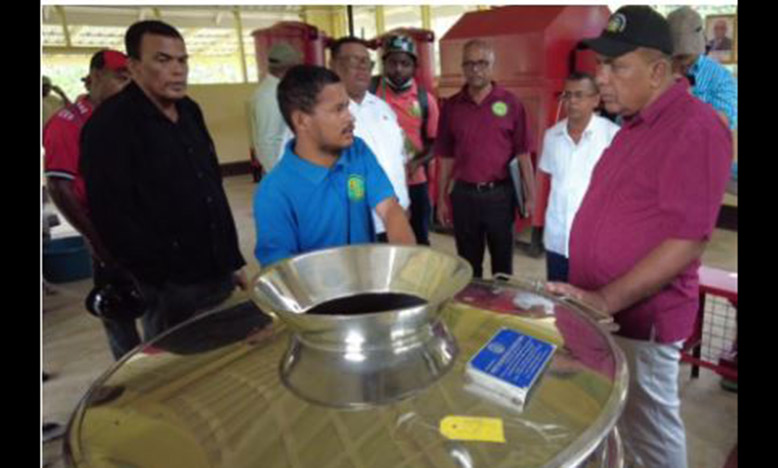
[43,236,93,283]
[466,328,556,408]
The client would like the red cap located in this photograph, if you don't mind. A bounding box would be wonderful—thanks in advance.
[90,49,128,72]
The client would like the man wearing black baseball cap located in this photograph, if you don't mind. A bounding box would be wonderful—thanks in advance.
[546,6,733,468]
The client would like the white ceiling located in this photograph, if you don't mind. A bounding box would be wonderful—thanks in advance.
[42,5,304,56]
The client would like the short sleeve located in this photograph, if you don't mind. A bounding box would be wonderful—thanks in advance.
[537,130,555,176]
[711,69,738,130]
[43,118,79,179]
[658,121,732,241]
[360,140,396,209]
[433,98,454,157]
[512,98,534,155]
[253,176,300,267]
[425,92,440,139]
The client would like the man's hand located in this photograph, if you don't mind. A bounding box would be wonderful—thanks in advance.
[436,197,452,227]
[546,282,612,316]
[233,269,248,291]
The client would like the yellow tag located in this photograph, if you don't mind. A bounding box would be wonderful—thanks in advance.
[439,416,506,443]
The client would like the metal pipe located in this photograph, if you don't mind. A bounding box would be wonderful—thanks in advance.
[55,6,72,48]
[375,6,385,35]
[347,5,354,37]
[421,5,432,30]
[233,7,249,83]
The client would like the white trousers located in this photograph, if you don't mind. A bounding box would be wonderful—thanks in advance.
[613,336,688,468]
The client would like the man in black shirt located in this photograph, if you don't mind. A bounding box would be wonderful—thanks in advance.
[81,20,246,343]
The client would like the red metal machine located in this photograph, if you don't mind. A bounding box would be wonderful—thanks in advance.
[252,21,329,75]
[435,6,610,239]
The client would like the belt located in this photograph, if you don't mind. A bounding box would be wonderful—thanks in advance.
[456,179,511,193]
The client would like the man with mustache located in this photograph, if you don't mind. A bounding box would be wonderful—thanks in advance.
[546,6,732,468]
[329,37,411,243]
[81,20,247,343]
[253,65,415,267]
[435,39,536,279]
[538,72,620,282]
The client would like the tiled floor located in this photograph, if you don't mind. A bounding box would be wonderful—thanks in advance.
[42,175,738,468]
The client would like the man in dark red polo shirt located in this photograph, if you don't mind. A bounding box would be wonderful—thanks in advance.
[435,39,535,278]
[546,7,732,468]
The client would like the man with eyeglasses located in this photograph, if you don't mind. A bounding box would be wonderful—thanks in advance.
[435,39,536,278]
[545,7,732,468]
[328,36,410,243]
[537,72,620,282]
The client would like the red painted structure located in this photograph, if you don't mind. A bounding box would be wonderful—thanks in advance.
[251,21,329,80]
[435,6,610,233]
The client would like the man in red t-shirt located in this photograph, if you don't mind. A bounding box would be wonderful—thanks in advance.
[373,35,439,245]
[43,49,133,360]
[546,7,732,468]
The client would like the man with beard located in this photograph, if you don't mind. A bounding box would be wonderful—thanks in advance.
[253,65,415,267]
[435,39,536,278]
[372,35,439,245]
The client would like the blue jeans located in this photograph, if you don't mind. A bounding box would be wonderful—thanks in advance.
[546,251,569,283]
[95,260,234,360]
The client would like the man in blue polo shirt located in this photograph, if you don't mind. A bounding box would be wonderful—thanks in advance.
[253,65,416,267]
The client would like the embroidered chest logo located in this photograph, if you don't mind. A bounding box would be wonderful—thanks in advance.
[606,13,627,33]
[410,100,422,117]
[347,175,366,201]
[492,101,508,117]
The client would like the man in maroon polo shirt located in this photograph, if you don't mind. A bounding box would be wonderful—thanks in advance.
[546,7,732,468]
[435,39,535,278]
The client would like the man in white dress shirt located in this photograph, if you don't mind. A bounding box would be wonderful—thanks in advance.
[329,37,410,241]
[538,72,620,281]
[249,42,302,177]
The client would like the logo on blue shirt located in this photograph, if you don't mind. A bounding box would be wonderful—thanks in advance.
[347,174,366,201]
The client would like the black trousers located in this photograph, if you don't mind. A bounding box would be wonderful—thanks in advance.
[450,181,515,278]
[409,182,431,246]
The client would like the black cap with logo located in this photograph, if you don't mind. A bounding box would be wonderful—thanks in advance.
[582,5,673,58]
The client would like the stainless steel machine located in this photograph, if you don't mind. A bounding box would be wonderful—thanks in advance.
[64,245,627,468]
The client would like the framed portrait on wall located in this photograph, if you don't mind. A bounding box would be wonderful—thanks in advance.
[705,14,737,64]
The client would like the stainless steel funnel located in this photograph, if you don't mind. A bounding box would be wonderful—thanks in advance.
[251,245,473,408]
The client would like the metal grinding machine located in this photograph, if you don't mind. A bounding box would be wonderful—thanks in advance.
[64,245,628,468]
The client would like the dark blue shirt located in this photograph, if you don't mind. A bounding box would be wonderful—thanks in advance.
[253,137,395,267]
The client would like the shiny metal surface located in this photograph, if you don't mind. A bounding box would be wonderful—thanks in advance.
[65,247,628,468]
[252,245,473,407]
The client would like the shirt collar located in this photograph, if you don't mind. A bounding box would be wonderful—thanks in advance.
[351,91,379,109]
[557,114,598,138]
[282,138,348,185]
[126,80,184,120]
[626,80,688,129]
[689,55,704,76]
[75,94,94,115]
[460,81,499,105]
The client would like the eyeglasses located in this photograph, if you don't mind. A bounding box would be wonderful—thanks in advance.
[560,91,598,101]
[337,55,375,70]
[462,60,491,70]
